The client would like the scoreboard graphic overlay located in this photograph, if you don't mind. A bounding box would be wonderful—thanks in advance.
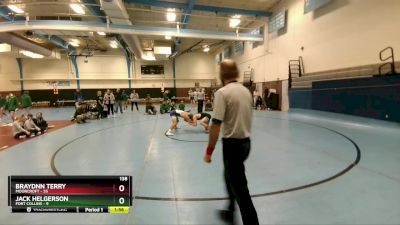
[8,176,132,213]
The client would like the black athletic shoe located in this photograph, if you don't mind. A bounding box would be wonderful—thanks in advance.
[218,209,234,223]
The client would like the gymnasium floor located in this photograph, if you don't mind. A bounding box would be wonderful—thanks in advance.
[0,106,399,225]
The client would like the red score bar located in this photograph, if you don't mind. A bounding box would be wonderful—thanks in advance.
[9,176,132,196]
[32,183,130,195]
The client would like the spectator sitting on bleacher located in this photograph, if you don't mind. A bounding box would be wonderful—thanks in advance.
[72,103,88,123]
[145,95,157,115]
[24,113,41,137]
[33,112,48,133]
[12,116,30,139]
[205,99,213,111]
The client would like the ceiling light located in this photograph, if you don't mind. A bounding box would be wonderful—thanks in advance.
[110,40,119,49]
[229,15,241,28]
[97,32,106,36]
[69,39,80,47]
[0,43,11,53]
[142,51,156,61]
[7,5,24,14]
[166,8,176,22]
[70,3,85,15]
[202,45,210,52]
[20,50,44,59]
[154,46,172,55]
[165,35,171,40]
[69,42,79,47]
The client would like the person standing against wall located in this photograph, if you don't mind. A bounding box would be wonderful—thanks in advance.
[194,88,199,104]
[114,89,124,114]
[103,89,115,118]
[264,87,270,109]
[211,88,217,101]
[0,94,6,124]
[197,88,205,113]
[21,91,32,114]
[122,90,129,111]
[253,88,259,108]
[96,90,105,119]
[6,93,19,122]
[203,59,259,225]
[163,89,170,100]
[188,88,195,106]
[130,90,139,112]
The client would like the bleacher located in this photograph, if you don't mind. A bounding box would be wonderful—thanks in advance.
[291,63,394,88]
[290,47,399,89]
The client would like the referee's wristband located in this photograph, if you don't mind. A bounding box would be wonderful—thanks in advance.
[206,145,215,156]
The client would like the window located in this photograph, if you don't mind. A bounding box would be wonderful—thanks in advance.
[304,0,332,14]
[215,53,222,64]
[251,26,264,48]
[224,47,232,59]
[233,41,244,56]
[268,10,286,33]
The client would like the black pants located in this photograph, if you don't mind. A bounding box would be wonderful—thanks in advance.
[97,108,107,119]
[28,129,40,135]
[197,99,204,113]
[222,138,259,225]
[256,100,263,109]
[14,132,27,138]
[264,97,269,108]
[107,104,114,115]
[131,102,138,111]
[39,127,47,133]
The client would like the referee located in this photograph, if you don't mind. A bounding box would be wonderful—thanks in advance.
[197,88,205,113]
[204,59,259,225]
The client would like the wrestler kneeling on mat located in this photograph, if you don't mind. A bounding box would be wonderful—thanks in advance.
[166,109,194,136]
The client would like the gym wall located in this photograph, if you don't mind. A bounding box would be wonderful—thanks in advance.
[224,0,400,83]
[0,55,20,92]
[0,52,217,92]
